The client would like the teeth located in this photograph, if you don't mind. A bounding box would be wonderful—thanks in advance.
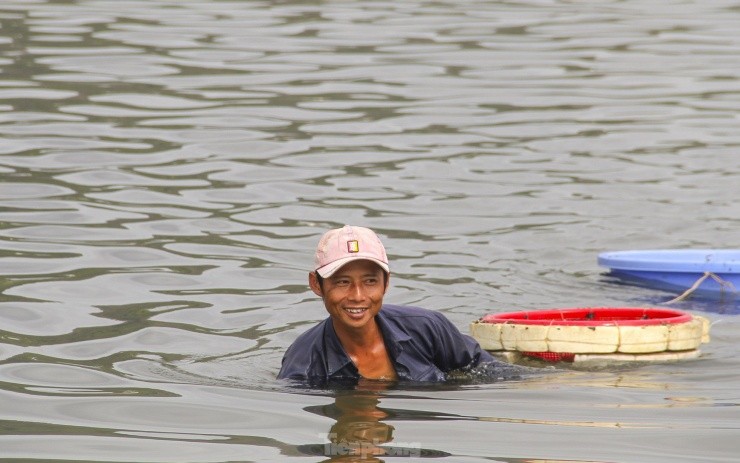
[345,308,365,314]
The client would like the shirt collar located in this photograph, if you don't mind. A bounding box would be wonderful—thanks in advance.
[375,307,415,379]
[375,306,412,350]
[323,307,412,377]
[324,320,355,376]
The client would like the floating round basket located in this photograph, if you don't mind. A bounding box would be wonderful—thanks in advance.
[470,307,710,363]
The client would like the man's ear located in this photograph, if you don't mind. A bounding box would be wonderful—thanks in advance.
[308,271,323,297]
[383,272,390,294]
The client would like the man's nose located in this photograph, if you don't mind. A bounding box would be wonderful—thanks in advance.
[348,281,366,300]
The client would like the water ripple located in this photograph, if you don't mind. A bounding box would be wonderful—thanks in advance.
[1,0,739,461]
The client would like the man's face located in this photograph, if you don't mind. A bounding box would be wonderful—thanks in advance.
[310,259,388,333]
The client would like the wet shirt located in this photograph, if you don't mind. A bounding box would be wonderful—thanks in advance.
[277,304,496,383]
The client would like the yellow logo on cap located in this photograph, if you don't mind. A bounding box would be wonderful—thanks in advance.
[347,240,359,253]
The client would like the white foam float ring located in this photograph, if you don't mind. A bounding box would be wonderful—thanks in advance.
[470,307,710,355]
[491,349,702,364]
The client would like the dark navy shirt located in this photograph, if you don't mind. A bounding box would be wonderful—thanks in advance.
[278,304,497,383]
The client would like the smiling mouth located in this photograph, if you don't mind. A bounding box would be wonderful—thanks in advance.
[344,307,367,316]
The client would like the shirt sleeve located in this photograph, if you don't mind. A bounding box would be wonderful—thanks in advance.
[277,342,309,380]
[429,311,494,371]
[277,322,328,381]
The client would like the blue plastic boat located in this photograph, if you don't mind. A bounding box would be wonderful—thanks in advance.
[598,249,740,296]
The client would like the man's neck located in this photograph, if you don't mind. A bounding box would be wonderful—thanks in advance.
[332,317,397,380]
[332,318,383,354]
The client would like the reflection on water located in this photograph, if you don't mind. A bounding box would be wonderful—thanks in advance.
[319,392,397,460]
[300,382,433,461]
[598,274,740,315]
[1,0,739,461]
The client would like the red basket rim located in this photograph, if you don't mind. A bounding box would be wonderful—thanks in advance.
[479,307,693,326]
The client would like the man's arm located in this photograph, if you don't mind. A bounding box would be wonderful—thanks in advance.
[430,311,495,371]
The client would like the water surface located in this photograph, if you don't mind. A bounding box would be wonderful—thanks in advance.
[1,0,739,461]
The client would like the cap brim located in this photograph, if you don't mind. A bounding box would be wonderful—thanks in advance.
[316,256,390,278]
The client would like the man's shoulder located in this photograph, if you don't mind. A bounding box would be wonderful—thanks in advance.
[288,317,330,348]
[381,304,437,317]
[278,318,331,380]
[379,304,451,327]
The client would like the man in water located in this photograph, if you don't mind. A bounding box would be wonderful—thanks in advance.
[278,225,514,384]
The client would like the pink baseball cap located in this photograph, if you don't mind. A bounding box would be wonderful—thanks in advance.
[314,225,390,278]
